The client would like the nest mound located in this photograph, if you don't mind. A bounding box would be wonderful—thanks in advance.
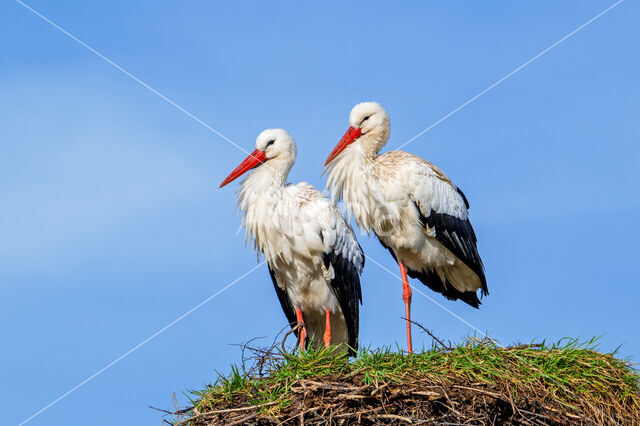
[172,338,639,425]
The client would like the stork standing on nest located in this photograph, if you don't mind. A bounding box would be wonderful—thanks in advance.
[220,129,364,354]
[324,102,487,353]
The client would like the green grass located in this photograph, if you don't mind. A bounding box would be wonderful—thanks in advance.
[178,337,639,424]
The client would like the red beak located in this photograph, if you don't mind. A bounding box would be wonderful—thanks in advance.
[324,126,362,166]
[219,149,267,188]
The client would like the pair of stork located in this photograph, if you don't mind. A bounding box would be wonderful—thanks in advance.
[220,102,488,355]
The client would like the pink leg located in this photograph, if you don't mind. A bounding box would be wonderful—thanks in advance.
[295,308,307,351]
[323,308,331,348]
[399,262,413,354]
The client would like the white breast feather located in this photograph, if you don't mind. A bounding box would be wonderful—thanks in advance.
[238,175,363,312]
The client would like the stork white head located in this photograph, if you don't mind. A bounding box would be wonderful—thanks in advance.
[325,102,390,165]
[220,128,297,187]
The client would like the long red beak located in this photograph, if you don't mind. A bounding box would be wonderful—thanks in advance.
[324,126,362,166]
[219,149,267,188]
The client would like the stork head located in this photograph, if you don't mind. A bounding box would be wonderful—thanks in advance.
[220,128,297,188]
[325,102,390,165]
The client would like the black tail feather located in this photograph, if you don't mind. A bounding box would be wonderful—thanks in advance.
[407,267,481,309]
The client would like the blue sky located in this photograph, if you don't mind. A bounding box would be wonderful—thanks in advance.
[1,1,638,424]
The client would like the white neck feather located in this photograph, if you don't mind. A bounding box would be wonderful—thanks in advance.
[325,142,378,233]
[237,159,291,260]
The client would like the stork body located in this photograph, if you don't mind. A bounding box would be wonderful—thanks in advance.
[221,129,364,354]
[324,103,487,353]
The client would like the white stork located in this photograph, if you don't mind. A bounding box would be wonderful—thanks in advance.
[324,102,487,353]
[220,129,364,354]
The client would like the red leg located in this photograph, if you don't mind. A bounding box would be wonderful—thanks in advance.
[323,308,331,348]
[295,308,307,351]
[399,262,413,354]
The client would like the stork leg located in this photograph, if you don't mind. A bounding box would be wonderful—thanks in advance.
[399,262,413,354]
[295,308,307,351]
[323,308,331,348]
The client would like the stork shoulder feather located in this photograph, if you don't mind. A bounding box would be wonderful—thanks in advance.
[378,151,469,220]
[289,183,365,274]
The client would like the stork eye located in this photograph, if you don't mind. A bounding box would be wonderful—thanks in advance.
[266,139,275,147]
[361,115,371,124]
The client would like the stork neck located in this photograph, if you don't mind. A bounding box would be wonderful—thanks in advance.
[359,119,390,157]
[325,143,378,232]
[238,158,291,218]
[236,158,293,262]
[331,141,374,183]
[244,158,291,190]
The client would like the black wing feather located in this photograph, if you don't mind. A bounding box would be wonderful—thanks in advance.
[267,265,299,336]
[456,187,470,209]
[322,249,362,356]
[413,200,488,298]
